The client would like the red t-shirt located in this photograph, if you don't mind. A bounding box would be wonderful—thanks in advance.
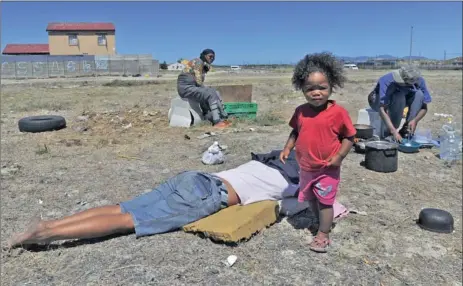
[289,100,356,171]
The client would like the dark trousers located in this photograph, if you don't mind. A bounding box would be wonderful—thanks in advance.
[369,89,424,137]
[177,73,227,124]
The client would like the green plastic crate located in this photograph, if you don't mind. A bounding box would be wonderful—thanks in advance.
[224,102,258,119]
[227,112,257,119]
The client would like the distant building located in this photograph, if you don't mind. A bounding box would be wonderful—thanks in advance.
[2,44,50,55]
[2,22,116,56]
[168,63,185,71]
[451,57,462,67]
[47,22,116,56]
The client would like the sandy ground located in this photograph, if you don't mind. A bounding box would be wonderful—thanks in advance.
[1,69,462,285]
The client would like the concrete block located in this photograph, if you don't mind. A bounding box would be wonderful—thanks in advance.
[212,84,253,102]
[169,106,192,127]
[182,200,279,243]
[168,97,204,127]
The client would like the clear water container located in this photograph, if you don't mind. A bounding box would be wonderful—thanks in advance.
[439,117,462,161]
[413,127,433,144]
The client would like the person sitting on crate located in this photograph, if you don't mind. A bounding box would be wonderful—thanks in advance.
[177,49,230,128]
[367,65,432,142]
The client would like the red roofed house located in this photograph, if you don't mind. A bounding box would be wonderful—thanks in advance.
[46,22,116,56]
[2,22,116,56]
[2,44,50,55]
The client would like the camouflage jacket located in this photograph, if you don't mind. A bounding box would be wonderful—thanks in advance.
[182,58,211,86]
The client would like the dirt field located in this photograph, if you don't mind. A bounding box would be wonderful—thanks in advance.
[1,69,462,285]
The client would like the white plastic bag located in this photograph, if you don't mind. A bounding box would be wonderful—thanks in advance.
[201,141,225,165]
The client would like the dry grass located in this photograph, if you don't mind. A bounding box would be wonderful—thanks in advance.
[1,69,462,285]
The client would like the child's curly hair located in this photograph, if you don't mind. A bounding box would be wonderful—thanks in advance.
[292,52,346,91]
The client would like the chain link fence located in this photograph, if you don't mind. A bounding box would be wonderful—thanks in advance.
[1,54,160,79]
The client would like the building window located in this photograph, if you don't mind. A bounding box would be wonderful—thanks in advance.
[98,34,107,46]
[68,34,78,46]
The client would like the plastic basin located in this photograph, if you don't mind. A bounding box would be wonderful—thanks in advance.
[398,139,421,153]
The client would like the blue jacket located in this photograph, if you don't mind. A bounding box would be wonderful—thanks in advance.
[374,72,432,105]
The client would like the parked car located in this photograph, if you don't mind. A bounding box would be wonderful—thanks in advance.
[343,64,359,70]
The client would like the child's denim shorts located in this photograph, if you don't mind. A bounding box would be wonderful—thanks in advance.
[119,171,228,237]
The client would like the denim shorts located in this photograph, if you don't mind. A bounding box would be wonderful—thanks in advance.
[119,171,228,237]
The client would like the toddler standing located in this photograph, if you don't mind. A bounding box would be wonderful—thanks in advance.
[280,52,356,253]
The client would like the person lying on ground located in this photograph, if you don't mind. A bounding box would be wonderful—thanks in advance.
[177,49,230,128]
[367,65,432,142]
[280,52,356,253]
[7,151,309,248]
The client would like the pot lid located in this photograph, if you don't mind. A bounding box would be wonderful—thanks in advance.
[365,140,399,150]
[354,124,374,129]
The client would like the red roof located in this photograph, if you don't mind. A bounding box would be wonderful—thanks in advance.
[46,22,115,32]
[2,44,49,55]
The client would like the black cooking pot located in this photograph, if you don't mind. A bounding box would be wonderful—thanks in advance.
[354,137,380,154]
[364,141,399,173]
[354,124,375,139]
[354,141,366,153]
[417,208,454,234]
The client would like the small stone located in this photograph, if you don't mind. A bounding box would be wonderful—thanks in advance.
[1,165,20,176]
[197,133,211,139]
[76,115,89,122]
[161,169,170,174]
[73,126,89,133]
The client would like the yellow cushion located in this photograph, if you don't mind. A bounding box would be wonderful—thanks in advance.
[182,201,279,243]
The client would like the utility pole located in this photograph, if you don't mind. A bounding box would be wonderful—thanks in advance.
[444,50,447,61]
[408,26,413,64]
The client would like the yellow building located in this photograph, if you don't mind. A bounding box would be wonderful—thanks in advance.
[46,22,116,56]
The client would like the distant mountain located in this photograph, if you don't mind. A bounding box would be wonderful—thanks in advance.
[338,54,429,63]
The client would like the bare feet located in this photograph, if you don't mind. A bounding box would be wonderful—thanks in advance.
[7,218,49,248]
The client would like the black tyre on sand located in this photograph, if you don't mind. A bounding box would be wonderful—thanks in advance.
[18,115,67,133]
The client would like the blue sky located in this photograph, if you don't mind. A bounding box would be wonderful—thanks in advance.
[1,1,462,65]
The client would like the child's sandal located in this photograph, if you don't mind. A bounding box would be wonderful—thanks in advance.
[309,235,331,253]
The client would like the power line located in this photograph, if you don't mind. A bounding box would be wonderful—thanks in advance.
[408,26,413,64]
